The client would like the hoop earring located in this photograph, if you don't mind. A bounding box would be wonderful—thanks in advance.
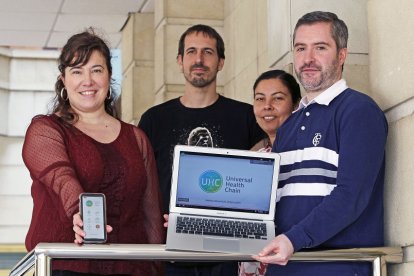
[60,88,68,101]
[107,87,112,99]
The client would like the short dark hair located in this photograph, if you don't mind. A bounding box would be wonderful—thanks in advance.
[253,70,301,106]
[293,11,348,51]
[53,28,118,123]
[177,24,225,60]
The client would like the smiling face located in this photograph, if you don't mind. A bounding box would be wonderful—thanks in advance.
[253,78,295,139]
[177,32,224,88]
[61,50,110,115]
[293,22,347,94]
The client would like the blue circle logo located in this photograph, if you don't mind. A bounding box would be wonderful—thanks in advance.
[199,170,223,193]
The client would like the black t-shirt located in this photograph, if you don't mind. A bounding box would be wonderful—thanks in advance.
[138,95,264,213]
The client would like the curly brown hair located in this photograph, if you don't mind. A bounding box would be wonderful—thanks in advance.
[52,28,118,123]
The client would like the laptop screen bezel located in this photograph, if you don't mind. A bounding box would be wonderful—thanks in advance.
[169,145,280,221]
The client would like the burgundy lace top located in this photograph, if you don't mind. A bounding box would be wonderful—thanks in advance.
[22,114,164,275]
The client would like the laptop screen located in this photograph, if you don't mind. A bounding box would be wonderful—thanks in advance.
[174,150,275,214]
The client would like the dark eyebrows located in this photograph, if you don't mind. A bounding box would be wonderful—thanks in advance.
[91,64,104,69]
[185,46,215,53]
[294,41,330,48]
[254,92,265,96]
[255,91,287,97]
[185,47,196,52]
[314,42,330,46]
[68,64,104,71]
[293,42,306,48]
[68,66,81,71]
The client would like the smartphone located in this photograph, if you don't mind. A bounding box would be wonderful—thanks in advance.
[79,193,107,243]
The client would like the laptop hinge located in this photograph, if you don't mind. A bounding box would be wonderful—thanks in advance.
[177,213,265,222]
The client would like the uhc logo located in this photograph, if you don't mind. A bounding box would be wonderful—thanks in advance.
[199,170,223,193]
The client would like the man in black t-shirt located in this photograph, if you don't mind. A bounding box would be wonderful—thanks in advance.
[138,24,264,276]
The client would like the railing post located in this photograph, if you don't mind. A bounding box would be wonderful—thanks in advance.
[35,253,51,276]
[372,256,387,276]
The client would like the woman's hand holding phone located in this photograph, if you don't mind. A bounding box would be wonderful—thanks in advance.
[74,193,113,244]
[73,212,113,244]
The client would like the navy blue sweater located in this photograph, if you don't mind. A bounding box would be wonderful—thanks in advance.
[269,84,388,275]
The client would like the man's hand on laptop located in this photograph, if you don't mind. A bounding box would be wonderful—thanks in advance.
[252,234,294,265]
[163,214,169,228]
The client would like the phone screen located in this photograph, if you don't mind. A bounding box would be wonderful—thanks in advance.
[80,193,107,243]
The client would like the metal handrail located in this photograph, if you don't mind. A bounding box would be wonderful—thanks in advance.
[8,249,34,276]
[10,243,403,276]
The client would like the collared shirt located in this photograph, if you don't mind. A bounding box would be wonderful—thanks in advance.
[295,79,348,112]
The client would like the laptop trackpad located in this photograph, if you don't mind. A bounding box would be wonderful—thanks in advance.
[203,237,240,252]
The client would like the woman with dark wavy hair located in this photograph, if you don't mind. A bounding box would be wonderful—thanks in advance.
[22,28,164,275]
[240,69,301,276]
[250,69,301,152]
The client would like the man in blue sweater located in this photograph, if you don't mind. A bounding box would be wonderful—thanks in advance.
[254,11,388,275]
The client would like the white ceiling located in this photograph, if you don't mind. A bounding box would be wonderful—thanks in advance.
[0,0,154,49]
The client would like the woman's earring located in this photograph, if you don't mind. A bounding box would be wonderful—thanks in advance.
[107,87,112,99]
[60,88,68,101]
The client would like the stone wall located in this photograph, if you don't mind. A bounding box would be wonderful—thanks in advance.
[367,0,414,273]
[0,48,58,243]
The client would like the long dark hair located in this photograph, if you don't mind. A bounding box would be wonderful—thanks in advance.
[253,70,301,106]
[52,28,118,123]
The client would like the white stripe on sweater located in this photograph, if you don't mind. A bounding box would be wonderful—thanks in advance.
[279,147,339,167]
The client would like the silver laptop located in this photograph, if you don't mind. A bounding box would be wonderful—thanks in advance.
[166,145,280,254]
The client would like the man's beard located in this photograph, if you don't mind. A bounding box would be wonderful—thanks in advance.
[185,64,217,88]
[296,58,340,92]
[189,75,216,87]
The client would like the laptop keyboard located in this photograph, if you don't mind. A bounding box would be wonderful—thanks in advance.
[175,216,268,240]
